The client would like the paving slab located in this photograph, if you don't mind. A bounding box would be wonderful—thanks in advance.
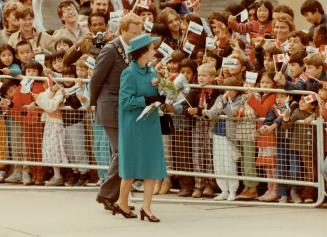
[0,190,326,237]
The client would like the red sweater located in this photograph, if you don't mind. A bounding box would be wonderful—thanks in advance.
[247,93,276,117]
[229,20,272,39]
[12,82,45,124]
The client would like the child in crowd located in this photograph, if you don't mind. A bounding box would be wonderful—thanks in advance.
[1,80,27,184]
[259,92,297,203]
[303,53,326,82]
[0,44,21,77]
[0,81,14,182]
[235,79,260,200]
[202,78,242,201]
[35,76,67,186]
[157,58,198,196]
[229,1,273,37]
[12,61,46,185]
[275,51,309,91]
[167,50,187,79]
[276,53,326,93]
[50,51,65,75]
[247,72,278,201]
[184,63,219,198]
[61,66,89,186]
[255,45,283,73]
[15,40,34,72]
[281,95,318,203]
[300,0,327,41]
[54,38,73,52]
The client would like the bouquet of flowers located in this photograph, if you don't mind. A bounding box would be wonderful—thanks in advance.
[155,73,179,103]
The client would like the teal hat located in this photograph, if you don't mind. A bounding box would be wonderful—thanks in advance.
[126,33,160,55]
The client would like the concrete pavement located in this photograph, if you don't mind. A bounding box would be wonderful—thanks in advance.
[0,190,326,237]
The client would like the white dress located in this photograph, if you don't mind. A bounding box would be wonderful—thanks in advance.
[35,88,68,164]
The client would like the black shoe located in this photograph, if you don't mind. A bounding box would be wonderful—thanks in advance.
[112,204,137,218]
[96,196,114,211]
[65,173,79,186]
[96,196,135,211]
[140,208,160,222]
[74,173,89,186]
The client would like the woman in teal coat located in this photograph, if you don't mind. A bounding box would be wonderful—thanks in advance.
[113,34,167,222]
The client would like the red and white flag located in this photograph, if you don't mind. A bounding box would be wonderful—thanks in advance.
[298,72,310,81]
[273,53,288,63]
[303,94,317,104]
[299,72,320,82]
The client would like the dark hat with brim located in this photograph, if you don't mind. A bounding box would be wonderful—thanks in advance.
[126,33,160,55]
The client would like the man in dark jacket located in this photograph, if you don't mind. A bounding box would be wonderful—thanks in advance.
[90,12,142,211]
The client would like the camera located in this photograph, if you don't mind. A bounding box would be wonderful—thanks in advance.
[93,32,106,48]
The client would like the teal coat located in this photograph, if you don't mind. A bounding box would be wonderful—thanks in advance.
[118,60,167,179]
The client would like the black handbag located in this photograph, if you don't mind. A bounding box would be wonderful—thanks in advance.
[160,113,175,135]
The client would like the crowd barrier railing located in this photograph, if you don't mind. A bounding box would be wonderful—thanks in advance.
[0,78,325,207]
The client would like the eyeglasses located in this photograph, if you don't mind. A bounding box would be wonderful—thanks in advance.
[62,7,76,14]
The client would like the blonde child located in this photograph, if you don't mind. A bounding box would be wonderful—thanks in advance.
[184,63,219,198]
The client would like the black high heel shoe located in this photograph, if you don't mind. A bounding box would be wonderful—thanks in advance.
[112,204,137,218]
[140,208,160,222]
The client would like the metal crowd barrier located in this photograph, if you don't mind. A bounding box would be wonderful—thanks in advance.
[131,85,326,207]
[0,78,325,207]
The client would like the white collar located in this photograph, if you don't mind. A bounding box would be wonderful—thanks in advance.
[119,36,129,53]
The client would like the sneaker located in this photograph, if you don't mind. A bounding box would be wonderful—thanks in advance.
[5,172,22,183]
[177,188,192,197]
[227,192,236,201]
[22,172,33,185]
[45,176,64,186]
[132,180,144,192]
[258,191,270,201]
[192,189,203,198]
[279,195,288,203]
[96,178,104,186]
[214,192,229,201]
[65,173,80,186]
[75,173,89,186]
[290,190,302,204]
[261,192,279,202]
[0,171,6,183]
[303,198,313,203]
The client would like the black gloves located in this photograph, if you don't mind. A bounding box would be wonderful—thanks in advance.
[144,95,166,105]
